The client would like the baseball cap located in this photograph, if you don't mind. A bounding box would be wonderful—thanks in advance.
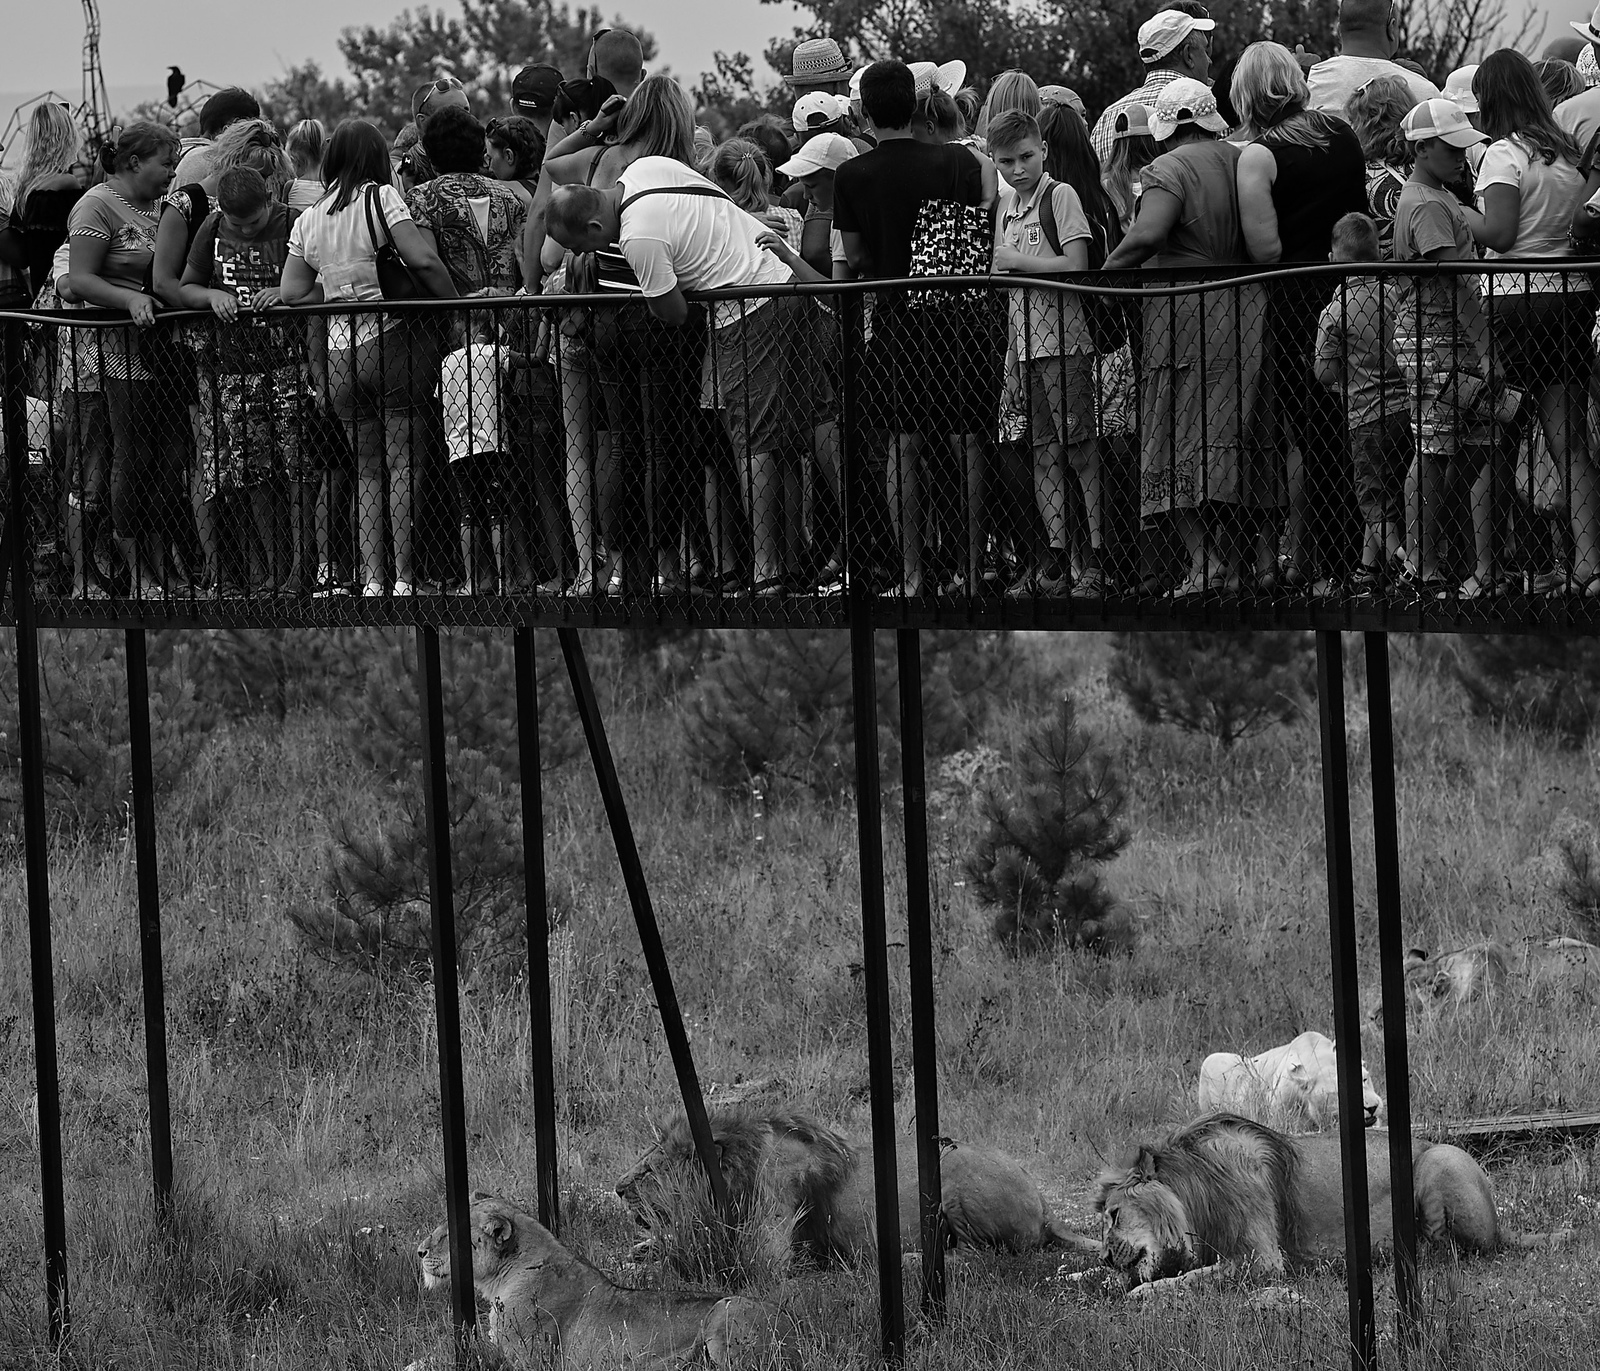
[1113,103,1152,139]
[511,64,563,113]
[1402,97,1487,147]
[1039,85,1088,120]
[1441,64,1480,114]
[1138,9,1215,63]
[778,131,859,178]
[1147,76,1229,141]
[792,91,850,132]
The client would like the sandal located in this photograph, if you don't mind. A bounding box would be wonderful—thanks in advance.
[1397,569,1453,601]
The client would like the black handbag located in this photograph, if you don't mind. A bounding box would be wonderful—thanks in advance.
[364,184,423,300]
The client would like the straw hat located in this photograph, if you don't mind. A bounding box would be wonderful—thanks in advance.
[786,38,853,88]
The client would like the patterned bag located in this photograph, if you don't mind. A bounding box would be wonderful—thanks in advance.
[906,197,993,313]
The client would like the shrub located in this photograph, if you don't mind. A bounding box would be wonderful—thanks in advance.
[1108,631,1315,749]
[151,628,369,720]
[681,629,1025,800]
[1456,634,1600,747]
[285,628,579,977]
[966,695,1132,954]
[0,629,215,842]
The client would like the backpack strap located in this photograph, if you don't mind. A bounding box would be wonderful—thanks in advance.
[618,183,733,212]
[1036,175,1062,259]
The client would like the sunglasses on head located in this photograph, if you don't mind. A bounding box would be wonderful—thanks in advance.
[416,74,465,116]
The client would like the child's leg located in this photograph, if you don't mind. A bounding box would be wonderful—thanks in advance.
[1056,355,1102,576]
[1026,357,1068,581]
[247,485,275,588]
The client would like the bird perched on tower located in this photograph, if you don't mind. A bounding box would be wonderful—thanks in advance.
[167,66,185,109]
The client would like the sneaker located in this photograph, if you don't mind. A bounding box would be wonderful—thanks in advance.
[391,579,415,597]
[361,580,386,598]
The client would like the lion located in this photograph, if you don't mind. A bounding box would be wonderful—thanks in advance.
[1093,1114,1564,1298]
[1198,1031,1383,1129]
[616,1106,1095,1269]
[416,1193,800,1369]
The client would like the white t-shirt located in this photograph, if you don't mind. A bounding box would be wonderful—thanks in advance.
[287,180,412,346]
[1306,56,1439,118]
[1557,88,1600,162]
[1475,136,1585,293]
[286,178,325,213]
[438,343,504,463]
[617,156,792,329]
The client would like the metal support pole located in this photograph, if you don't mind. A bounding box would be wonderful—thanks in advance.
[6,316,70,1344]
[514,628,560,1233]
[896,628,945,1319]
[850,612,904,1364]
[1364,632,1420,1346]
[125,628,173,1219]
[416,627,476,1339]
[1316,631,1375,1371]
[556,627,728,1219]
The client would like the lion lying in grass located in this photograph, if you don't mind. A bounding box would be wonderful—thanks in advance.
[1093,1113,1567,1298]
[616,1106,1096,1270]
[416,1193,800,1369]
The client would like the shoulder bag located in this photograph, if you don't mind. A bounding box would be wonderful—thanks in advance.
[364,184,423,300]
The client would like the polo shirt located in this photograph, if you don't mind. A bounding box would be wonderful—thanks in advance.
[996,176,1092,361]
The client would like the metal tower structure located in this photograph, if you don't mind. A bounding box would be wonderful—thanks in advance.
[79,0,111,152]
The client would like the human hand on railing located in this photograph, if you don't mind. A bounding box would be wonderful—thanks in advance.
[468,286,515,297]
[992,244,1031,274]
[203,289,239,322]
[248,286,282,310]
[127,291,157,327]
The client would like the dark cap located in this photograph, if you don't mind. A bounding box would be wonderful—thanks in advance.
[198,86,262,137]
[511,64,563,112]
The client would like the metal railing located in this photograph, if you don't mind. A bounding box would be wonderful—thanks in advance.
[6,262,1600,632]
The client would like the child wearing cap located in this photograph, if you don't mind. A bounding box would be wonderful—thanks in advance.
[1314,212,1412,588]
[989,109,1101,596]
[1391,96,1495,596]
[1101,103,1157,234]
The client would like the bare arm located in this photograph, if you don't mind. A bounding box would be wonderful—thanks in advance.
[1572,173,1600,236]
[390,218,459,298]
[758,229,828,283]
[1237,144,1282,264]
[1102,188,1183,270]
[66,234,155,325]
[1477,182,1519,253]
[644,286,688,327]
[839,230,870,277]
[150,204,192,309]
[278,255,324,305]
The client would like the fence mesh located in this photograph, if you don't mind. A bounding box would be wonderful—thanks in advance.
[5,264,1600,629]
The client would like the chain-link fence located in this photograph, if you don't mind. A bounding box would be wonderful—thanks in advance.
[5,263,1600,629]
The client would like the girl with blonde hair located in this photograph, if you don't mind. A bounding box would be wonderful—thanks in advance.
[2,102,84,297]
[285,118,327,210]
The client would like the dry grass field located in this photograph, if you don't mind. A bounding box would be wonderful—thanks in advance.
[1,629,1598,1369]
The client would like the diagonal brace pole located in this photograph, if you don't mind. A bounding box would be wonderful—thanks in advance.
[557,627,728,1220]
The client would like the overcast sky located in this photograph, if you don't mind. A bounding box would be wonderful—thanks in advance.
[0,0,1590,116]
[0,0,808,108]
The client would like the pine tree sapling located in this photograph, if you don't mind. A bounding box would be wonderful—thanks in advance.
[1457,634,1600,748]
[683,629,1023,799]
[1109,631,1315,749]
[0,629,216,842]
[967,696,1132,955]
[289,629,577,976]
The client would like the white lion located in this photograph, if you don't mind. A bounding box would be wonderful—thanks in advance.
[1198,1031,1382,1130]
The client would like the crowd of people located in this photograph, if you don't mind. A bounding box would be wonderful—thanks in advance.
[7,3,1600,603]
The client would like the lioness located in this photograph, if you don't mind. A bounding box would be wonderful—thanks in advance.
[1198,1031,1383,1129]
[1094,1114,1561,1298]
[417,1193,800,1369]
[617,1106,1094,1267]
